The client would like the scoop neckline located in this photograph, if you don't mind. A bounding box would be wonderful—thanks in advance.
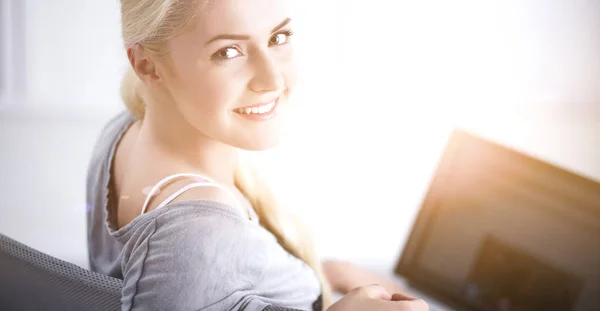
[101,111,259,238]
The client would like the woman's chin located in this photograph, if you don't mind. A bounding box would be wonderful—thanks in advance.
[233,111,289,151]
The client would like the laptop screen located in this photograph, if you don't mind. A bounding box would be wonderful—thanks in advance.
[396,130,600,311]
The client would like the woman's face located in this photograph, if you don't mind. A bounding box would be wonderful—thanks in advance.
[156,0,297,151]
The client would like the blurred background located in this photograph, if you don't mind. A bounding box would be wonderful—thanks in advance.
[0,0,598,275]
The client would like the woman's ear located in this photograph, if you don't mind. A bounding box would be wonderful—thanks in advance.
[127,45,160,85]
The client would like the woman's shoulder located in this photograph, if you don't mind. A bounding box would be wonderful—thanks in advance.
[118,199,269,249]
[118,200,272,281]
[142,199,254,227]
[118,200,321,311]
[119,173,247,227]
[118,200,274,310]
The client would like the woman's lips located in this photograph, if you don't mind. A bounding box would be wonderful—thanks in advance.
[233,96,280,121]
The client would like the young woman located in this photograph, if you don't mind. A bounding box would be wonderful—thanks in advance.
[86,0,429,310]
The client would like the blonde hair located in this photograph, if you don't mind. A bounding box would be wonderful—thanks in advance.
[119,1,332,308]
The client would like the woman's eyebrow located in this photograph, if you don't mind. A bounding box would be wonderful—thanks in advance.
[271,17,292,34]
[204,17,292,46]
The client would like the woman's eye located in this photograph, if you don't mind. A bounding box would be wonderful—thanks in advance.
[214,47,242,60]
[269,31,293,46]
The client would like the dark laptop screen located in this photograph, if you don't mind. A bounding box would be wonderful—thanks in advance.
[396,130,600,311]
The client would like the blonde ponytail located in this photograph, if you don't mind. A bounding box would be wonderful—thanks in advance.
[120,1,332,308]
[120,68,145,119]
[234,160,333,308]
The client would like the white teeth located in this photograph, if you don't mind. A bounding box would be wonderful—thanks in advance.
[236,100,277,115]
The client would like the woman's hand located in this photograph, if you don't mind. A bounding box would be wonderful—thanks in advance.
[327,284,429,311]
[322,260,408,295]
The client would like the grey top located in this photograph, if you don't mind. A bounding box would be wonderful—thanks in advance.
[86,111,322,311]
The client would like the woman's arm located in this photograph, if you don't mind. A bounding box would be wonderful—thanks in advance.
[322,259,410,296]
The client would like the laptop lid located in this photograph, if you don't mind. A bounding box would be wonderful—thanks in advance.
[395,129,600,311]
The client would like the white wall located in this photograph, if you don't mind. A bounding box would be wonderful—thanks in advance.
[23,0,126,116]
[5,0,599,117]
[0,0,598,274]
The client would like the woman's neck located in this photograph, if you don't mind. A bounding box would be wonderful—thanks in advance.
[139,106,238,187]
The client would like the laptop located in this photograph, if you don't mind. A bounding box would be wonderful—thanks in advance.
[395,129,600,311]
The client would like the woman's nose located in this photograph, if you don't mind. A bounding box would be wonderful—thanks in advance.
[248,51,285,93]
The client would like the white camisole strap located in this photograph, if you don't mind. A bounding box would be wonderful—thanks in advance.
[154,182,236,211]
[140,173,212,215]
[139,173,252,221]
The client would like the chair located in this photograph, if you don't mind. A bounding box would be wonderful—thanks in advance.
[0,233,317,311]
[0,233,122,311]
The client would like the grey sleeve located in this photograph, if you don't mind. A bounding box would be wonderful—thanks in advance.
[120,211,273,311]
[263,307,305,311]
